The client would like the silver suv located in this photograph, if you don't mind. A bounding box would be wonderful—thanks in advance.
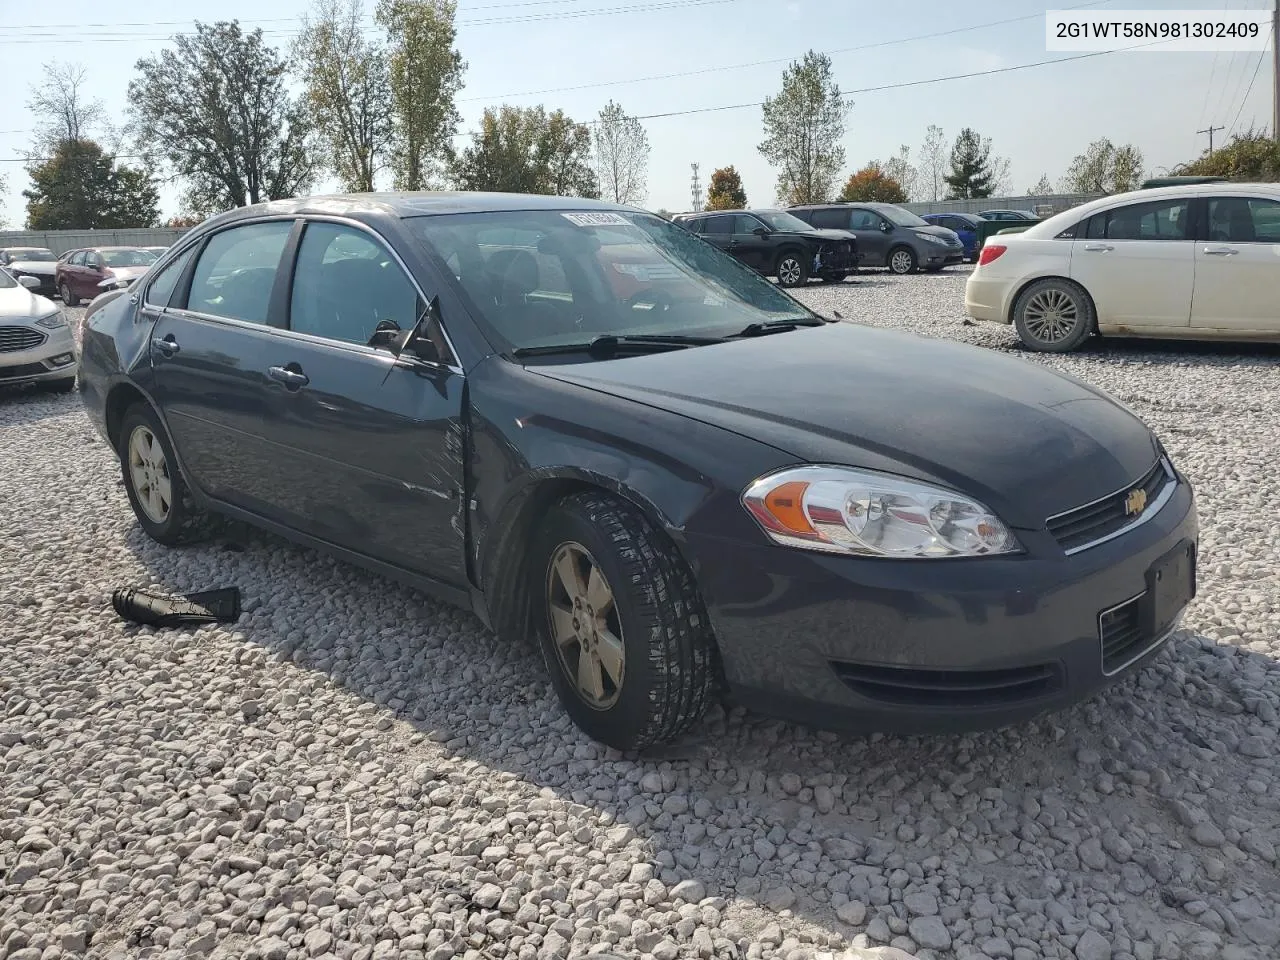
[0,270,78,392]
[790,202,965,274]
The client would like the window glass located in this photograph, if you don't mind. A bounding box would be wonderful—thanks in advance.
[880,206,928,227]
[701,216,733,234]
[101,248,157,267]
[734,214,765,234]
[188,221,292,325]
[848,209,881,230]
[809,208,849,230]
[405,210,817,353]
[290,222,422,345]
[144,246,196,308]
[1207,197,1280,243]
[70,251,86,266]
[1099,199,1188,241]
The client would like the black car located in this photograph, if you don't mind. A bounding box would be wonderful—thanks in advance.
[789,202,966,274]
[79,193,1198,750]
[675,209,858,286]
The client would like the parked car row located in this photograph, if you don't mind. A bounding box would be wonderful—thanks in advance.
[0,244,171,305]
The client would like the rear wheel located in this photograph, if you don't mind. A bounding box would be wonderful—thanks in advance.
[775,251,809,287]
[60,283,79,307]
[532,491,718,750]
[118,403,216,545]
[1012,279,1094,352]
[887,246,917,275]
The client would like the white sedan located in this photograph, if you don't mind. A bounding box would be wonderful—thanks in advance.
[965,182,1280,351]
[0,269,78,390]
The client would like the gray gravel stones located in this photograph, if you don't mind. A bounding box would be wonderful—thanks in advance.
[3,281,1280,960]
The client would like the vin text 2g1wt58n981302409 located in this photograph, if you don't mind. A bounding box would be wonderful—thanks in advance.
[79,192,1198,750]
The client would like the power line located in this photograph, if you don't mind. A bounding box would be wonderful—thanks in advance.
[1227,46,1269,136]
[1196,124,1225,152]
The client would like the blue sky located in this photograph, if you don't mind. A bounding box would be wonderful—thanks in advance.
[0,0,1275,224]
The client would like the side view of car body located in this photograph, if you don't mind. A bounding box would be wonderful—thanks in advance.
[55,246,158,306]
[0,269,78,391]
[789,202,965,273]
[80,193,1197,749]
[921,212,987,262]
[966,182,1280,351]
[3,247,59,296]
[674,209,858,285]
[978,209,1039,222]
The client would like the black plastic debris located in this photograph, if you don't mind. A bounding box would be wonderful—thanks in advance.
[112,587,241,628]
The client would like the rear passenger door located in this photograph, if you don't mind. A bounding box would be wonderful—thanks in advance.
[258,219,468,582]
[1190,195,1280,331]
[698,215,737,258]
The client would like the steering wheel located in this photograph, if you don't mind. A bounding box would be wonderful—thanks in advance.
[626,289,674,312]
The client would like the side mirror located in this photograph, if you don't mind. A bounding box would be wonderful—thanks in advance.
[880,221,894,233]
[17,275,40,290]
[389,297,444,365]
[752,226,770,237]
[368,319,402,350]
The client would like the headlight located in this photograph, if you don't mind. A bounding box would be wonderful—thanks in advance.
[920,234,949,246]
[35,311,67,329]
[99,277,132,290]
[742,465,1021,558]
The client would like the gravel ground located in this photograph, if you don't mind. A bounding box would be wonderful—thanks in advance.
[2,273,1278,960]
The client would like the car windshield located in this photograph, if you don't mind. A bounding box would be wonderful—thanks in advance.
[11,249,56,262]
[881,206,929,227]
[406,210,817,353]
[101,248,158,267]
[756,211,814,232]
[0,270,16,289]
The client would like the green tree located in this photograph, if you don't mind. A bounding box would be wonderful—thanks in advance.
[758,51,848,205]
[1174,129,1280,180]
[375,0,466,190]
[1060,138,1145,193]
[593,101,649,205]
[1027,173,1054,196]
[23,139,159,229]
[294,0,392,192]
[704,165,747,210]
[944,128,995,199]
[450,105,598,197]
[838,163,907,203]
[130,21,318,214]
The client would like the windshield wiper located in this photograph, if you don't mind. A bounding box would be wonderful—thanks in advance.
[511,333,726,358]
[734,316,830,337]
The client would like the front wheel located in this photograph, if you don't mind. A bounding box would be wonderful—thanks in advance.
[532,491,718,750]
[1012,279,1095,352]
[775,251,809,287]
[887,246,917,275]
[60,283,79,307]
[118,403,216,545]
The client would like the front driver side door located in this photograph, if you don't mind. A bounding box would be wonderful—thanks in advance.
[729,214,773,272]
[258,219,468,583]
[849,209,891,266]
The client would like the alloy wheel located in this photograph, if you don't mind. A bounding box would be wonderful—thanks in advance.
[127,425,173,524]
[890,250,914,274]
[546,541,625,709]
[778,257,803,285]
[1023,287,1080,344]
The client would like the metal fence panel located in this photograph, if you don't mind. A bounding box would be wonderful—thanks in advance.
[0,227,191,254]
[901,193,1105,217]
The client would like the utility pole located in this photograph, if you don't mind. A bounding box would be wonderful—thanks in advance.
[1273,0,1279,140]
[690,163,703,212]
[1197,124,1224,153]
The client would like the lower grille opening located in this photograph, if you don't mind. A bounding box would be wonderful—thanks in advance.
[0,362,50,380]
[1100,595,1155,673]
[830,660,1061,707]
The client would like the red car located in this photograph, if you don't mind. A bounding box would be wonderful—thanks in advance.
[55,246,158,306]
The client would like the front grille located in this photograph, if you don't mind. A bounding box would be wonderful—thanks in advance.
[830,660,1061,707]
[1099,596,1148,673]
[0,361,51,380]
[0,326,46,353]
[1047,459,1172,553]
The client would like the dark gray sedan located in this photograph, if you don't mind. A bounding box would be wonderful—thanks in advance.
[78,193,1197,749]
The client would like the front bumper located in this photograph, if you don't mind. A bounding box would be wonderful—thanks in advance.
[920,246,965,267]
[0,324,79,386]
[814,244,858,275]
[690,476,1198,734]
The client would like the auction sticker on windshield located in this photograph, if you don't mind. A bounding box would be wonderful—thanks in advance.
[562,212,631,227]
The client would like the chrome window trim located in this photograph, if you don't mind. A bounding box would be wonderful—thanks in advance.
[1047,457,1177,556]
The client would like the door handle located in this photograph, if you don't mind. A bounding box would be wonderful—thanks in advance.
[1082,243,1114,252]
[1202,246,1238,256]
[268,364,310,390]
[151,336,180,357]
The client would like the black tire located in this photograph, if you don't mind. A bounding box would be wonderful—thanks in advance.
[117,403,216,546]
[1012,278,1095,353]
[774,250,809,288]
[40,376,77,393]
[887,246,917,275]
[531,491,718,750]
[60,283,79,307]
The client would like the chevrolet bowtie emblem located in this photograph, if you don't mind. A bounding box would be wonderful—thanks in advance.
[1125,488,1148,517]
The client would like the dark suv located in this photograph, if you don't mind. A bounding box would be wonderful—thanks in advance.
[675,209,858,286]
[789,202,965,274]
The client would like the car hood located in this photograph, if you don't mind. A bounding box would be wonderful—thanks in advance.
[106,265,151,280]
[0,284,57,319]
[10,260,57,275]
[911,225,962,243]
[802,229,857,243]
[529,324,1158,528]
